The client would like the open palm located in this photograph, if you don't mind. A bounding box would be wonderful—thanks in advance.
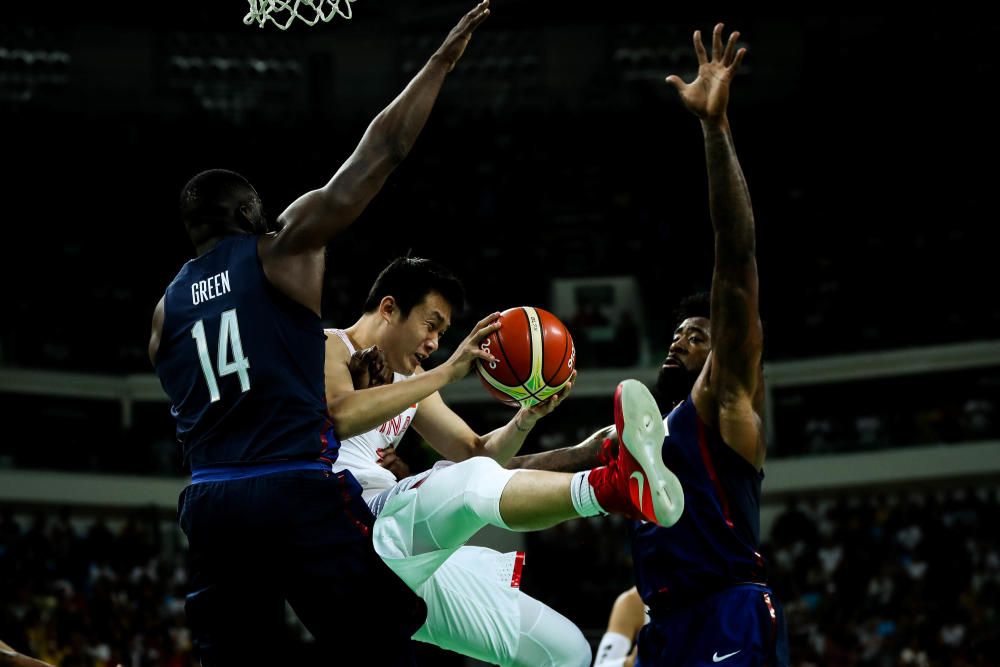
[666,23,746,121]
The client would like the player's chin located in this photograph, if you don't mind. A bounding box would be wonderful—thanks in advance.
[658,362,683,380]
[656,364,689,397]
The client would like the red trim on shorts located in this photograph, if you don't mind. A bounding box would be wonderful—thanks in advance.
[696,417,734,529]
[319,418,339,464]
[511,551,525,588]
[336,472,371,538]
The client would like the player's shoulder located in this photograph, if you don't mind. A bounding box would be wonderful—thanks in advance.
[324,329,352,361]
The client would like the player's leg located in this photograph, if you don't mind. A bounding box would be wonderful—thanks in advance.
[507,590,592,667]
[179,480,287,666]
[402,456,521,555]
[185,578,285,667]
[492,379,683,530]
[388,380,681,558]
[277,470,426,665]
[411,546,590,667]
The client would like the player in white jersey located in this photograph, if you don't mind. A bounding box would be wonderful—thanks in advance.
[323,256,686,667]
[330,324,589,665]
[329,332,417,504]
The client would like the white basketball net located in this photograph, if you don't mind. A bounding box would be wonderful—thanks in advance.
[244,0,356,30]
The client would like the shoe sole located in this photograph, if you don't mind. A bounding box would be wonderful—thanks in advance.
[614,379,684,527]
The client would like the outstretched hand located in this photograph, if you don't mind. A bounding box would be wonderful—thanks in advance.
[444,312,501,382]
[435,0,491,72]
[665,23,746,122]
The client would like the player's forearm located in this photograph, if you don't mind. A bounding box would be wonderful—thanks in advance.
[506,427,606,471]
[365,55,452,166]
[477,410,537,464]
[328,367,451,439]
[702,119,755,263]
[280,56,453,246]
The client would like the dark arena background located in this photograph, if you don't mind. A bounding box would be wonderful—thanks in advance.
[1,2,998,665]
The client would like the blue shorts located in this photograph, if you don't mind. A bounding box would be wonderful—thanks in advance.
[179,466,426,666]
[636,583,789,667]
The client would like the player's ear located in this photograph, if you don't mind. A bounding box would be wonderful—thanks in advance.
[379,296,397,323]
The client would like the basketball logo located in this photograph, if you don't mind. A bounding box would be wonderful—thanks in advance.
[476,307,576,408]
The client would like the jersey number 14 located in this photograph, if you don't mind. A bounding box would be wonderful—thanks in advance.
[191,309,251,403]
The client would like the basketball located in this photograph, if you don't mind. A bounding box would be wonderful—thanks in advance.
[476,307,576,408]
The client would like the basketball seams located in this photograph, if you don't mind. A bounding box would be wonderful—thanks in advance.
[492,307,529,387]
[477,363,528,406]
[522,307,543,397]
[544,323,570,386]
[478,367,550,405]
[475,306,573,409]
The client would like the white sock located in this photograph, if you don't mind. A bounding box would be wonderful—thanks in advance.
[570,470,605,517]
[594,632,631,667]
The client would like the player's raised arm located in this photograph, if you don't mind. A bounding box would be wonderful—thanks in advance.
[666,24,764,466]
[271,1,490,254]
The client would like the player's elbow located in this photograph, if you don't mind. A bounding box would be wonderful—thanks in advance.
[456,437,489,462]
[326,404,363,441]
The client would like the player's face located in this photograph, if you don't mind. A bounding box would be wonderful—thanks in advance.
[387,291,453,374]
[656,317,710,400]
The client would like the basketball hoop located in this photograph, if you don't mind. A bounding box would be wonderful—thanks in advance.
[244,0,356,30]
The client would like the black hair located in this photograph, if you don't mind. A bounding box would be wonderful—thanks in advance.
[363,257,465,319]
[672,290,768,364]
[179,169,262,235]
[673,291,711,329]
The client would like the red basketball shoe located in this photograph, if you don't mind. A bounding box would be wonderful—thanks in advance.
[588,380,684,526]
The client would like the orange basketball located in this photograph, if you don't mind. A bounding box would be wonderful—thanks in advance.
[476,307,576,408]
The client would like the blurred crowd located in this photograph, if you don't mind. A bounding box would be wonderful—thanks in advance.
[3,486,998,666]
[523,486,1000,667]
[0,508,189,667]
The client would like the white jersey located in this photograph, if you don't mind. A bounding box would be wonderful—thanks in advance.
[326,328,419,500]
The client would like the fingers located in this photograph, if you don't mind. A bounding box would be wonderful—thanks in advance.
[693,29,708,65]
[470,312,502,343]
[664,74,686,92]
[711,23,724,62]
[472,311,501,331]
[475,347,498,365]
[731,47,747,71]
[556,370,577,400]
[463,0,490,33]
[722,30,740,66]
[533,371,577,414]
[360,345,388,385]
[367,344,386,372]
[376,362,393,386]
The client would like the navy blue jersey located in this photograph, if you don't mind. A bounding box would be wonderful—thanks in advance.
[154,235,335,468]
[631,395,767,606]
